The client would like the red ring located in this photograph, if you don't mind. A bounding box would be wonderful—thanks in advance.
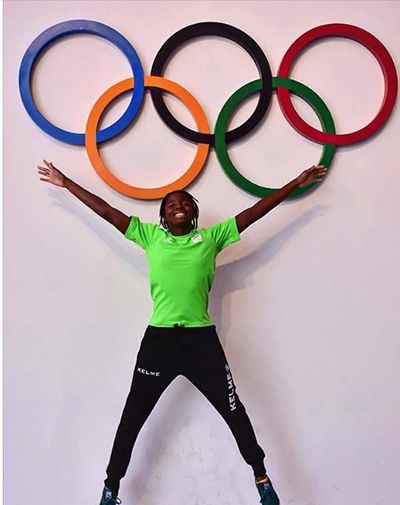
[277,24,398,145]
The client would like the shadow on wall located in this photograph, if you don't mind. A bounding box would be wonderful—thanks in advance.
[48,186,149,279]
[210,204,329,335]
[48,183,328,502]
[208,203,328,504]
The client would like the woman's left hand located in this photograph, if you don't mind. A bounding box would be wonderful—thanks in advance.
[296,165,328,188]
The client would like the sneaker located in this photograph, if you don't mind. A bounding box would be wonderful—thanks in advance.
[99,487,121,505]
[256,479,280,504]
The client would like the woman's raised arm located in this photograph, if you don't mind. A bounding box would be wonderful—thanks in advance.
[37,159,130,234]
[235,165,327,233]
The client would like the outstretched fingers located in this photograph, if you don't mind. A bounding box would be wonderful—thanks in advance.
[37,159,53,183]
[313,165,328,182]
[37,159,66,187]
[43,159,53,169]
[37,165,49,181]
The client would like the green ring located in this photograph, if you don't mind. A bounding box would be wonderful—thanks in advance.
[214,77,336,197]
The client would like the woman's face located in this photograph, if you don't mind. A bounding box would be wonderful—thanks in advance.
[163,192,195,228]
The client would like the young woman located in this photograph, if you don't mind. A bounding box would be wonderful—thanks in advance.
[37,160,327,505]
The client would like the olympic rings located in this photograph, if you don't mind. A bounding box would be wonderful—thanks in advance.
[150,22,273,146]
[19,20,145,145]
[277,23,398,145]
[19,20,398,199]
[215,77,336,198]
[85,76,210,199]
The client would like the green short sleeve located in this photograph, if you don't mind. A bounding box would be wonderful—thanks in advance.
[124,216,159,250]
[205,217,241,253]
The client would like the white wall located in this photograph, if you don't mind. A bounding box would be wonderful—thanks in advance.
[4,1,400,504]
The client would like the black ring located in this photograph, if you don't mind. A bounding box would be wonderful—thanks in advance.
[150,22,273,146]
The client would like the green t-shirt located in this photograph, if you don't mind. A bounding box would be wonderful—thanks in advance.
[124,216,241,327]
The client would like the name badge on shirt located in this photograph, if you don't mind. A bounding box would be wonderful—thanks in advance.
[192,234,202,244]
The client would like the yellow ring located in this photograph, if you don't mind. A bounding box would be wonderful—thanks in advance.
[85,76,210,199]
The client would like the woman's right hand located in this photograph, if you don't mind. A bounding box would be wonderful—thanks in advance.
[36,159,130,233]
[37,159,67,188]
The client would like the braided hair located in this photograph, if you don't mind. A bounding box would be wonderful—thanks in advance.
[159,190,199,230]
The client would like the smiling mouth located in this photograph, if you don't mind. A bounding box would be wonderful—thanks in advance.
[174,212,186,218]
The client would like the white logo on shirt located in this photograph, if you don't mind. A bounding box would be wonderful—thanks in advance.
[165,237,172,243]
[192,234,202,244]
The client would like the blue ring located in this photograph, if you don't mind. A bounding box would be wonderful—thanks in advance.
[19,20,145,145]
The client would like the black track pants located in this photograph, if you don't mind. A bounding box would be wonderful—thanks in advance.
[105,325,266,491]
